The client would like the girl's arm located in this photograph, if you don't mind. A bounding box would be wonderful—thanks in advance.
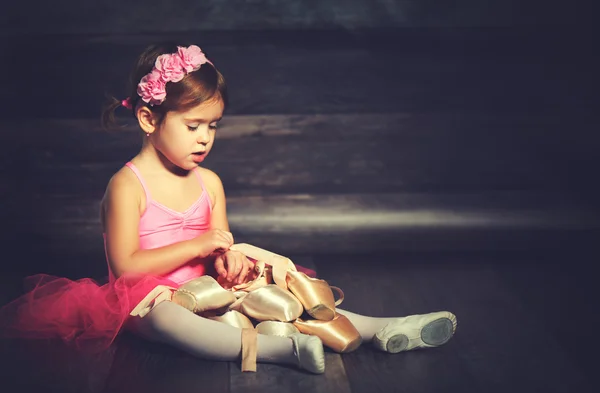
[102,169,231,278]
[200,168,254,284]
[202,167,229,232]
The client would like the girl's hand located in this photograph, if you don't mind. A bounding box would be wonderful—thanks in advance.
[214,249,255,285]
[194,229,234,259]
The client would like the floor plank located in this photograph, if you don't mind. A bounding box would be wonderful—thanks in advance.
[314,255,592,393]
[0,338,117,393]
[102,332,230,393]
[495,253,598,381]
[230,352,350,393]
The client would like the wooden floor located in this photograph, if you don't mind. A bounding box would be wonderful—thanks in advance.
[0,28,598,392]
[0,250,597,393]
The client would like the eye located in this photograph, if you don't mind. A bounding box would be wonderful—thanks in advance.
[209,123,218,130]
[187,125,199,131]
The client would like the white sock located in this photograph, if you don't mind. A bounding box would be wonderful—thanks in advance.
[336,308,398,342]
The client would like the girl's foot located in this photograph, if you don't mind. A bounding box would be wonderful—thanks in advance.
[372,311,457,353]
[289,332,325,374]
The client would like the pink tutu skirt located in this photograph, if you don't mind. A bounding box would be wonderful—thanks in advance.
[0,266,317,353]
[0,273,179,352]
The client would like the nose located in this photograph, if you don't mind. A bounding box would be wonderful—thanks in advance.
[197,125,211,144]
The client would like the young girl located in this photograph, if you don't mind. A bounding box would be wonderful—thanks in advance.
[1,42,457,374]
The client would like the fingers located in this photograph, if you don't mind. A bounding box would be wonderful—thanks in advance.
[223,231,234,246]
[216,229,234,247]
[214,255,228,278]
[218,251,254,284]
[211,229,234,255]
[237,256,254,284]
[223,251,242,282]
[214,241,231,254]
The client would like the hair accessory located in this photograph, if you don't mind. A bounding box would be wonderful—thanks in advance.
[121,97,133,110]
[136,45,209,106]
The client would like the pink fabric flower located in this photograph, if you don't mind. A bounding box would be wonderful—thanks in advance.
[178,45,208,72]
[155,54,186,83]
[134,45,211,106]
[137,70,167,105]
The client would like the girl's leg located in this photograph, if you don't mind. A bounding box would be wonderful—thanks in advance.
[128,301,324,373]
[336,308,457,353]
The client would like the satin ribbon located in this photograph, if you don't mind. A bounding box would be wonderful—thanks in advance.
[241,328,258,372]
[230,244,297,291]
[129,285,176,317]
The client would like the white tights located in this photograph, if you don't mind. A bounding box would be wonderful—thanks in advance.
[128,302,395,364]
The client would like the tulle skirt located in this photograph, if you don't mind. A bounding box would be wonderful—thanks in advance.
[0,266,317,353]
[0,273,179,352]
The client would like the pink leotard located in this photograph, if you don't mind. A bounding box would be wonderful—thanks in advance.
[106,162,213,284]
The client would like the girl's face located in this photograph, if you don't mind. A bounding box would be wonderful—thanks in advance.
[152,98,224,171]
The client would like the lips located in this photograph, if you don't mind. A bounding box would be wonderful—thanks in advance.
[192,151,206,162]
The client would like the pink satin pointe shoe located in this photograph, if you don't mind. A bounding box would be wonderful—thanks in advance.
[229,284,304,322]
[207,310,255,330]
[171,276,237,314]
[255,321,299,337]
[293,313,362,353]
[286,270,344,321]
[229,243,344,321]
[372,311,457,353]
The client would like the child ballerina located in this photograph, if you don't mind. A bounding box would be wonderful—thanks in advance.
[0,42,457,374]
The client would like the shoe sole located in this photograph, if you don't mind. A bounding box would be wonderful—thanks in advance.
[386,317,455,353]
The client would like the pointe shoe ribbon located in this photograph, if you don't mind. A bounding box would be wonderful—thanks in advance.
[230,243,297,291]
[130,285,177,317]
[241,328,258,372]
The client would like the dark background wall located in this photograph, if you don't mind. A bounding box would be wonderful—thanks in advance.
[1,0,594,36]
[0,0,597,277]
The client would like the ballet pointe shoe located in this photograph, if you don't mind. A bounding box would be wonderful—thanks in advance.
[207,310,255,330]
[372,311,457,353]
[293,313,362,353]
[229,284,303,322]
[256,321,299,337]
[289,332,325,374]
[171,276,236,314]
[286,270,344,321]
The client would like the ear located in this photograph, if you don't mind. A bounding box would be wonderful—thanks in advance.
[136,106,158,134]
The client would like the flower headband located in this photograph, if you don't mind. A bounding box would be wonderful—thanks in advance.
[122,45,210,109]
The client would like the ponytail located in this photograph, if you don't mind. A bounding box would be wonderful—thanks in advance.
[101,95,132,131]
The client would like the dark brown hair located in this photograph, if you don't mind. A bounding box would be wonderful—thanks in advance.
[101,42,228,130]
